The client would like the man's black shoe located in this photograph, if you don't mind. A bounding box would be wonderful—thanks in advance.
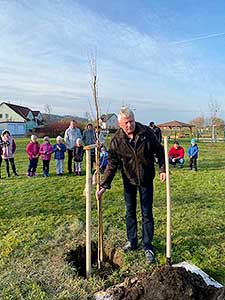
[145,249,156,264]
[122,241,138,252]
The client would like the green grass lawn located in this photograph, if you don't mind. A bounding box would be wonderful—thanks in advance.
[0,137,224,299]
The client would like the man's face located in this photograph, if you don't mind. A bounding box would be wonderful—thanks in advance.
[174,143,179,150]
[87,125,93,130]
[119,115,136,136]
[70,121,76,128]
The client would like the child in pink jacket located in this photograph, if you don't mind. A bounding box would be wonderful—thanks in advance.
[26,135,40,177]
[39,136,53,177]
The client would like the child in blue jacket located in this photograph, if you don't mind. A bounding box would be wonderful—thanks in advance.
[187,138,198,171]
[53,136,66,176]
[100,146,108,173]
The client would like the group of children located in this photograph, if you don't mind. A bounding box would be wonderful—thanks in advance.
[0,130,109,178]
[26,135,86,177]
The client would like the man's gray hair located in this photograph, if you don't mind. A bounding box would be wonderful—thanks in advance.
[118,107,134,122]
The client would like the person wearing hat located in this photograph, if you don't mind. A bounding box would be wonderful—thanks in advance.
[39,136,54,177]
[149,121,162,143]
[168,141,185,168]
[0,135,6,178]
[73,138,84,176]
[187,138,198,171]
[1,129,18,177]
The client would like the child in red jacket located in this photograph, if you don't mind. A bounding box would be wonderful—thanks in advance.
[26,135,40,177]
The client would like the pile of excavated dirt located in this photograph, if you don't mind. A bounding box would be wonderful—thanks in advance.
[102,266,224,300]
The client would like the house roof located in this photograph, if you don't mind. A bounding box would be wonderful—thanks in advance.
[3,102,32,120]
[157,120,194,128]
[101,113,117,122]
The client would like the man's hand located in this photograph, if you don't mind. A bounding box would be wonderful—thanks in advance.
[96,188,106,200]
[160,172,166,182]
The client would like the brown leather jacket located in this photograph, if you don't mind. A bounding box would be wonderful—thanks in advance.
[100,122,165,189]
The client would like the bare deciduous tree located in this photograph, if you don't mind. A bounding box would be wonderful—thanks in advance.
[43,104,52,124]
[208,97,222,142]
[89,51,103,269]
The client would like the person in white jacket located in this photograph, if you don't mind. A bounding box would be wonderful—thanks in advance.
[64,120,82,174]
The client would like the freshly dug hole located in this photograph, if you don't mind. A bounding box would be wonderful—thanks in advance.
[65,241,123,279]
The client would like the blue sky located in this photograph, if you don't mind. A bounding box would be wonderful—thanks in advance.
[0,0,225,123]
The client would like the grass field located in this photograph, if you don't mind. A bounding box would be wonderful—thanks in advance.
[0,137,224,299]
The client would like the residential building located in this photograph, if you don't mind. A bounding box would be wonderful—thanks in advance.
[0,102,43,135]
[101,113,118,130]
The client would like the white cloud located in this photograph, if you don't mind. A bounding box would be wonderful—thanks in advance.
[0,0,224,122]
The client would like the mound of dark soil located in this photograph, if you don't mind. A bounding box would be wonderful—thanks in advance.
[106,266,223,300]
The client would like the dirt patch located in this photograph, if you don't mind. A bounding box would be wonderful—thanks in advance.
[104,266,223,300]
[65,241,123,279]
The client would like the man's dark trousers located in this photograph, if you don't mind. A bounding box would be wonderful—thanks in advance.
[67,149,73,173]
[123,179,154,251]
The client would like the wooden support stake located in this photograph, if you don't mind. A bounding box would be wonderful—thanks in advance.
[95,143,103,269]
[84,144,96,278]
[164,137,172,266]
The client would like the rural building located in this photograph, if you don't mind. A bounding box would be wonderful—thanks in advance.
[0,102,43,135]
[100,113,118,130]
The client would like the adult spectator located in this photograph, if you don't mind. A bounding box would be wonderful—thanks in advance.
[83,123,96,171]
[64,120,82,174]
[95,126,105,147]
[97,107,166,264]
[149,121,162,143]
[168,141,185,168]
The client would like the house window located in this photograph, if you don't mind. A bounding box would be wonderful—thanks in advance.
[0,114,2,118]
[5,113,9,118]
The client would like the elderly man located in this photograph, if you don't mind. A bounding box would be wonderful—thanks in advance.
[64,120,82,174]
[97,107,166,263]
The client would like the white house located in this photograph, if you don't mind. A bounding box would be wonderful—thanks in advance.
[101,113,118,130]
[0,102,43,135]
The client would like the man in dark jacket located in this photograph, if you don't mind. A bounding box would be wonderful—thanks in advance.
[97,108,166,263]
[149,121,162,143]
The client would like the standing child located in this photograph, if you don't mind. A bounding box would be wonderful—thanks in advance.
[26,135,40,177]
[1,129,18,177]
[73,138,84,176]
[0,136,5,179]
[53,136,66,176]
[100,146,108,173]
[187,138,199,171]
[39,136,53,177]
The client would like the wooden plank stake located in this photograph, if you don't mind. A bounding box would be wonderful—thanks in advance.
[95,143,103,268]
[164,137,172,266]
[84,144,96,278]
